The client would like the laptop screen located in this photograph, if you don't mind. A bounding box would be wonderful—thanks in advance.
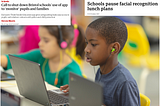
[69,72,103,106]
[1,89,21,106]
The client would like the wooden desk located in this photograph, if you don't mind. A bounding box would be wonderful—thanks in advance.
[1,80,59,106]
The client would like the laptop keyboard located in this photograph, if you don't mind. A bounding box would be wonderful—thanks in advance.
[47,90,69,104]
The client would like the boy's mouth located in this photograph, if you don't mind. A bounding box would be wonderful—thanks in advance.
[86,57,91,62]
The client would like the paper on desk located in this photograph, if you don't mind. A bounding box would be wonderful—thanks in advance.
[0,66,5,72]
[1,80,17,88]
[45,81,59,90]
[0,68,16,88]
[0,66,14,75]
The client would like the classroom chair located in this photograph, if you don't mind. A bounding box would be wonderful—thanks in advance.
[122,23,159,94]
[140,93,151,106]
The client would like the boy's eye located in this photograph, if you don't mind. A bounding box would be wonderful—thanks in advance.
[91,44,97,47]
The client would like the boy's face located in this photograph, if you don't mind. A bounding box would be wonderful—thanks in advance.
[85,27,111,66]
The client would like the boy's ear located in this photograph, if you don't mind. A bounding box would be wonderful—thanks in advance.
[110,42,120,54]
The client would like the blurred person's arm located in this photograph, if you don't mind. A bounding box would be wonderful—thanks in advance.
[1,49,42,70]
[1,55,8,68]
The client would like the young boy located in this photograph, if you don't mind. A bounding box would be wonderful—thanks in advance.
[60,17,140,106]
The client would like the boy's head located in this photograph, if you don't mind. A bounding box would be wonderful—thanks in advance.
[88,16,127,53]
[85,17,127,66]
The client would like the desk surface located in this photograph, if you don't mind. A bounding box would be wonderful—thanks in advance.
[1,80,59,106]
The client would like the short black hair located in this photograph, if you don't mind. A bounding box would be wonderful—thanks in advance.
[88,16,128,53]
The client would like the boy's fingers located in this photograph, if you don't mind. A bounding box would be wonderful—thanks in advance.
[61,85,69,89]
[63,87,69,93]
[60,85,69,90]
[59,85,69,93]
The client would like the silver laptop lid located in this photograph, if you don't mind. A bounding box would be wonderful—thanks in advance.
[69,72,103,106]
[9,54,51,106]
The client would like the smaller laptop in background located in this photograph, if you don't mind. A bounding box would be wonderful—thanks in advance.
[0,66,15,81]
[69,72,103,106]
[1,71,15,81]
[1,89,21,106]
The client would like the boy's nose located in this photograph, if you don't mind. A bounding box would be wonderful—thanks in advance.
[84,46,91,54]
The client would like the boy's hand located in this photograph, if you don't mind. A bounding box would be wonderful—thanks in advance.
[59,84,69,93]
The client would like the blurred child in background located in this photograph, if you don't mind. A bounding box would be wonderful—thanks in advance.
[18,16,86,71]
[1,24,85,88]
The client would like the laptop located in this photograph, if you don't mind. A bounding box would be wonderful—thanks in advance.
[69,72,103,106]
[0,66,15,81]
[1,89,21,106]
[1,71,15,81]
[9,54,103,106]
[9,54,69,106]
